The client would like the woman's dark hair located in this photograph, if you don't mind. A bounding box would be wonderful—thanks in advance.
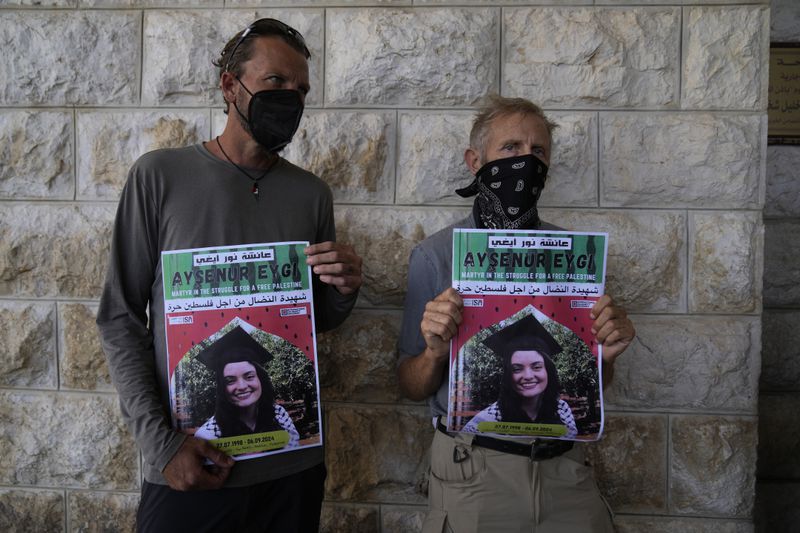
[214,360,282,437]
[497,347,562,425]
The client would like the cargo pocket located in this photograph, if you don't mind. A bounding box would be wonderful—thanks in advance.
[429,430,485,484]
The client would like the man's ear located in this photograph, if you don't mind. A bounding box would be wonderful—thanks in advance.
[464,148,482,176]
[220,71,238,107]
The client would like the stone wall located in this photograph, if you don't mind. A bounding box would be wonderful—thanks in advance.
[754,2,800,532]
[0,2,768,532]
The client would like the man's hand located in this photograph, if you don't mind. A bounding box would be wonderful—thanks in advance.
[162,437,235,491]
[305,241,363,296]
[421,288,464,361]
[590,295,635,366]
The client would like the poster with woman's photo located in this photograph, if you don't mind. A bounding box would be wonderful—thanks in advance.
[161,241,321,461]
[449,229,608,441]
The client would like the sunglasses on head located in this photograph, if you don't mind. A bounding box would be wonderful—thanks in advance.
[224,18,310,72]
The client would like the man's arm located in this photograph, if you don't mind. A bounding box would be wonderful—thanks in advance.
[589,294,636,387]
[398,288,463,400]
[96,167,232,490]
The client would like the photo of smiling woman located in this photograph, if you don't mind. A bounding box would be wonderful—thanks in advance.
[193,326,300,448]
[462,314,578,438]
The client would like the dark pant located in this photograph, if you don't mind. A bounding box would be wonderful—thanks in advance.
[137,462,326,533]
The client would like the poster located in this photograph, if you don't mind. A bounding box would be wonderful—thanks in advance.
[162,241,321,460]
[448,229,608,441]
[769,42,800,144]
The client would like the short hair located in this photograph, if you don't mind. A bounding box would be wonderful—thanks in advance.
[213,18,311,111]
[469,94,559,159]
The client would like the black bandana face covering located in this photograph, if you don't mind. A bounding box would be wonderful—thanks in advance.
[233,79,304,152]
[456,154,548,230]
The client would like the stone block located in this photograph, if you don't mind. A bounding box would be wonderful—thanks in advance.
[0,204,115,298]
[0,301,56,389]
[755,482,800,533]
[540,208,686,313]
[396,111,474,206]
[503,7,680,108]
[0,111,73,199]
[283,110,395,204]
[334,207,468,307]
[0,391,138,489]
[766,145,800,218]
[76,110,210,200]
[381,505,426,533]
[690,211,762,313]
[615,515,753,533]
[0,11,139,105]
[600,113,762,208]
[682,7,769,110]
[59,303,113,392]
[318,310,404,403]
[319,503,379,533]
[605,315,760,412]
[68,491,138,533]
[324,404,430,503]
[0,489,64,533]
[761,310,800,391]
[2,0,73,5]
[764,219,800,308]
[771,0,800,42]
[671,415,757,516]
[585,413,667,513]
[396,111,598,207]
[326,8,498,106]
[757,394,800,479]
[85,0,218,7]
[143,10,324,107]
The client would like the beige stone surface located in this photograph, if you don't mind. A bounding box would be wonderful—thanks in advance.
[601,113,762,208]
[0,301,56,388]
[765,146,800,218]
[757,394,800,479]
[0,204,114,298]
[671,415,757,516]
[682,6,769,110]
[541,208,686,312]
[585,414,667,513]
[59,303,113,392]
[761,310,800,391]
[504,8,679,108]
[324,404,430,503]
[319,503,379,533]
[318,310,404,403]
[143,10,324,107]
[76,110,210,200]
[0,11,140,105]
[283,110,395,204]
[326,8,498,106]
[615,515,753,533]
[68,491,138,533]
[0,489,64,533]
[86,0,217,7]
[0,111,73,199]
[690,211,763,313]
[334,207,468,307]
[605,315,760,412]
[763,219,800,308]
[0,391,138,489]
[381,505,425,533]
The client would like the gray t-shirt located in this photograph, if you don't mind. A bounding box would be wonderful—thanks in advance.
[397,215,562,418]
[97,143,356,486]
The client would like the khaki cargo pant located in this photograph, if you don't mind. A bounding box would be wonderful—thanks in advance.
[423,429,615,533]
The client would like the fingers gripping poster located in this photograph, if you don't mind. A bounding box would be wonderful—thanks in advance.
[449,229,608,441]
[162,241,321,460]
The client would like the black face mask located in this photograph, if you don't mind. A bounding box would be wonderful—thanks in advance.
[456,154,548,230]
[233,78,304,152]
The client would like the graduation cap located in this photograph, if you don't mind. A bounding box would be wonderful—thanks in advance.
[195,326,273,373]
[482,314,562,360]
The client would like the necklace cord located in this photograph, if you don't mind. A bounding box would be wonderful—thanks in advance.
[215,137,275,198]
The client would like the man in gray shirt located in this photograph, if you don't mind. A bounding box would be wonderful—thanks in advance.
[398,95,636,532]
[97,18,362,532]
